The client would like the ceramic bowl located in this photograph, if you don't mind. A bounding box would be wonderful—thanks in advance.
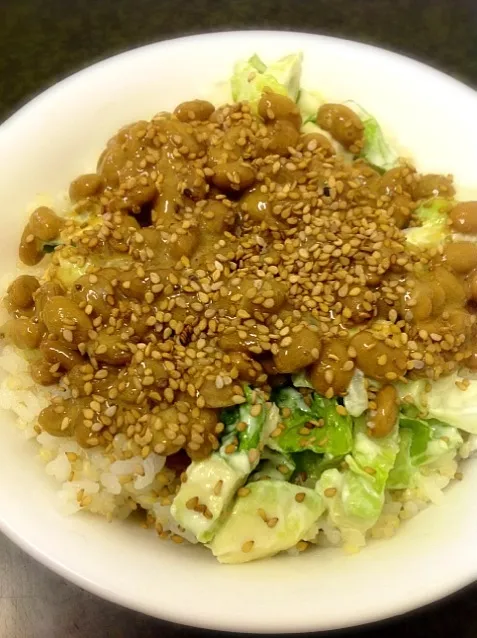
[0,31,476,633]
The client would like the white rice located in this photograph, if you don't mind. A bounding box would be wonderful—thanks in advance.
[0,341,182,536]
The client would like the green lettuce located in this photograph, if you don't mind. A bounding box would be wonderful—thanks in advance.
[343,369,368,417]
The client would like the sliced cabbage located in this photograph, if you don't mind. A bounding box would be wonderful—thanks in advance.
[220,385,271,453]
[316,416,399,542]
[251,448,295,482]
[291,370,313,389]
[269,387,353,457]
[209,480,324,563]
[292,450,343,488]
[297,88,324,124]
[398,373,477,435]
[170,455,251,543]
[404,197,452,248]
[52,255,89,289]
[344,369,368,417]
[346,101,398,172]
[292,367,366,418]
[388,414,463,489]
[171,387,279,542]
[231,53,302,107]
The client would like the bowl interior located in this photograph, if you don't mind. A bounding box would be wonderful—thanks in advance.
[0,31,476,633]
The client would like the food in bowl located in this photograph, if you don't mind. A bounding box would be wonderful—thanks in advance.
[2,51,477,564]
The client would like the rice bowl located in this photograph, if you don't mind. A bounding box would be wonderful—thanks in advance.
[0,31,476,633]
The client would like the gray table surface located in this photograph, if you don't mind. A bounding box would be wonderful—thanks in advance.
[2,1,477,636]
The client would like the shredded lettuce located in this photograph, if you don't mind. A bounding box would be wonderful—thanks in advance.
[291,370,313,389]
[220,385,272,454]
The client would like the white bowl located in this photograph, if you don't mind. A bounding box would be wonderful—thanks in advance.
[0,31,476,634]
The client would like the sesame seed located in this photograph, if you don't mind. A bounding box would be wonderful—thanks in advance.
[250,403,262,417]
[62,329,73,343]
[241,540,254,553]
[257,508,268,521]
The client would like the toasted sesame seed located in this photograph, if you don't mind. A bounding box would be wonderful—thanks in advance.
[241,540,254,553]
[62,329,73,343]
[250,403,262,417]
[257,508,268,521]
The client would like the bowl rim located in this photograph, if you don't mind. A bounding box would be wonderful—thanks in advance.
[0,29,476,634]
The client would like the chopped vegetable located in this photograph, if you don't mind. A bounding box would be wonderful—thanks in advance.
[171,389,279,542]
[343,369,368,417]
[388,414,463,489]
[317,416,399,541]
[170,454,252,543]
[251,448,296,482]
[297,88,324,124]
[292,450,343,487]
[269,387,353,457]
[209,480,324,563]
[398,373,477,435]
[291,370,313,389]
[231,53,303,107]
[346,101,398,171]
[405,198,453,248]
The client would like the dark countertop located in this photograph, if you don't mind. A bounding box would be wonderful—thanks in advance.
[1,0,477,636]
